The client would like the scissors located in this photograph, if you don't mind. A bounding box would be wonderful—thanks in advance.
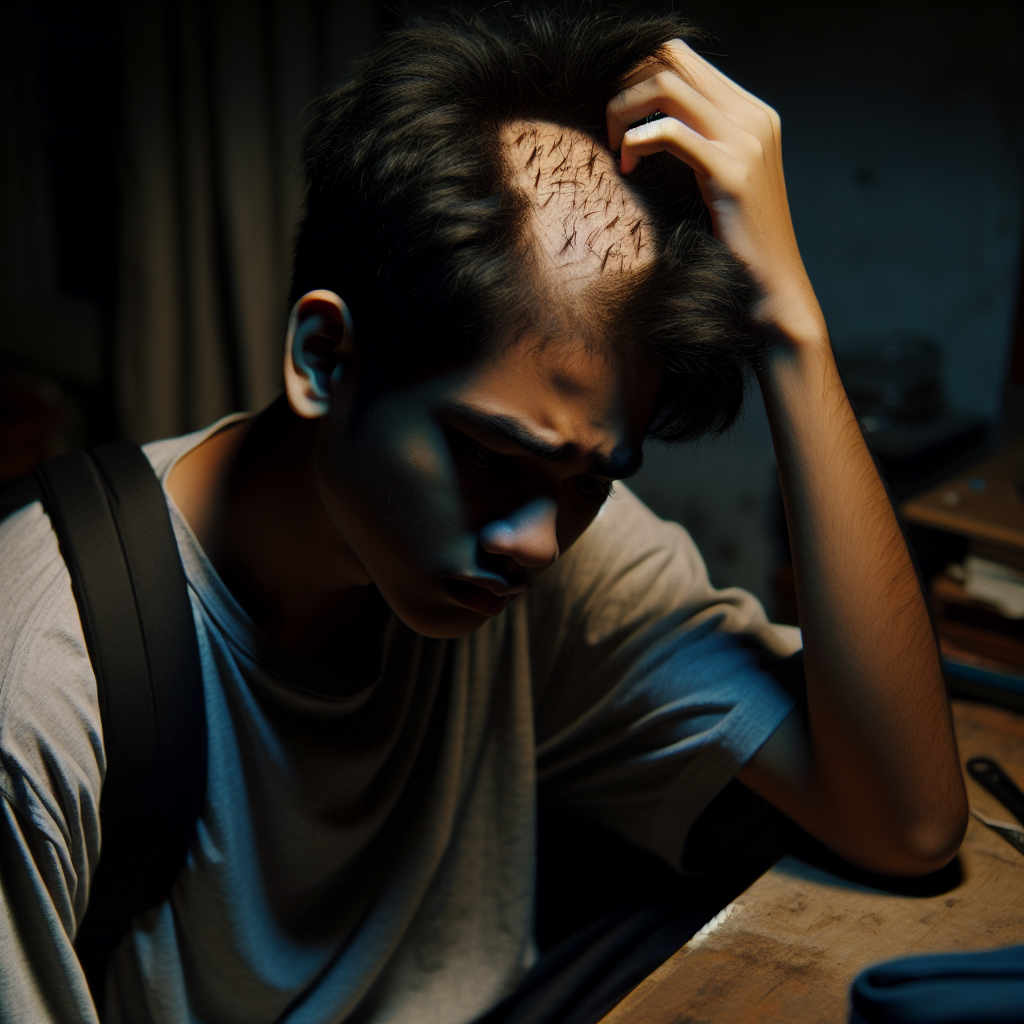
[967,756,1024,856]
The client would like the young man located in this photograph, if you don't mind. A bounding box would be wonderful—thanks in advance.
[0,7,967,1023]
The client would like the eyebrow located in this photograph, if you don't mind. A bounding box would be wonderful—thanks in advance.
[441,401,643,479]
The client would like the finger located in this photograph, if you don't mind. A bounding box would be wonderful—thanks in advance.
[669,38,775,115]
[607,70,742,153]
[612,38,779,148]
[662,39,780,141]
[619,114,743,184]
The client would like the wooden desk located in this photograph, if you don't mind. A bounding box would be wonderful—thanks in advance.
[600,700,1024,1023]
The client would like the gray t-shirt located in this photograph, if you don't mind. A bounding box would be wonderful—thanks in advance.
[0,417,801,1024]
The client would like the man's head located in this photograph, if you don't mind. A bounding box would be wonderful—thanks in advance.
[291,4,765,438]
[283,5,766,638]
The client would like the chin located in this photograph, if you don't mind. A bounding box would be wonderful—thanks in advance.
[387,595,491,640]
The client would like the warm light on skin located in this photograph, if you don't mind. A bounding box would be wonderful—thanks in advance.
[167,122,662,649]
[275,121,662,639]
[503,119,654,290]
[301,309,659,639]
[166,50,969,880]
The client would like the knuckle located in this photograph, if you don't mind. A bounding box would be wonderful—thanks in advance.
[650,69,676,91]
[720,161,750,194]
[752,109,772,135]
[607,92,627,116]
[759,107,781,141]
[741,133,765,162]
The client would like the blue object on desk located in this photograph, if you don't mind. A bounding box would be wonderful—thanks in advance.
[849,945,1024,1023]
[943,656,1024,698]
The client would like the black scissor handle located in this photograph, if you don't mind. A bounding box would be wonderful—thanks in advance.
[966,757,1024,826]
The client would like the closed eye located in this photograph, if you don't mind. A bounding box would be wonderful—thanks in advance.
[574,475,613,500]
[452,432,517,472]
[449,426,614,498]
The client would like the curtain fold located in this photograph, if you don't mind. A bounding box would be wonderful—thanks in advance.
[116,0,378,443]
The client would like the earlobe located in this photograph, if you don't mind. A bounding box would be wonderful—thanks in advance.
[283,290,356,419]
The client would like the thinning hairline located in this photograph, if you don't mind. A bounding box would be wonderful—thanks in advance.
[488,117,661,366]
[497,117,656,271]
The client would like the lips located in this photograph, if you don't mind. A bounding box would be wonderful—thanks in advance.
[443,577,522,616]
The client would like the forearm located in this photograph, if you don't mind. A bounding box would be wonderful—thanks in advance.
[754,331,967,872]
[609,38,969,872]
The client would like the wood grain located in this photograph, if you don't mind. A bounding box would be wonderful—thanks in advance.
[599,700,1024,1024]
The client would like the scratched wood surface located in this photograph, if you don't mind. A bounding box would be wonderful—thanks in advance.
[599,699,1024,1024]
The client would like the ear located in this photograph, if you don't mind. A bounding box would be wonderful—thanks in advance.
[283,290,356,419]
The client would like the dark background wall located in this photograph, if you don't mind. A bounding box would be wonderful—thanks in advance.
[621,1,1024,606]
[2,0,1022,611]
[1,0,121,446]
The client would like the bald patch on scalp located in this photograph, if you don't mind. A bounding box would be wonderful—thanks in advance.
[502,120,654,292]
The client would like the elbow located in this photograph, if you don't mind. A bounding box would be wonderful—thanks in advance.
[890,827,965,877]
[877,793,970,877]
[849,827,964,878]
[831,782,970,877]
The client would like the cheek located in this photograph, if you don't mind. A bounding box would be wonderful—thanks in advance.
[318,395,478,577]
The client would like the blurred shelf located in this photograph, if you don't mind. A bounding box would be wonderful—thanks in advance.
[900,439,1024,553]
[865,411,990,501]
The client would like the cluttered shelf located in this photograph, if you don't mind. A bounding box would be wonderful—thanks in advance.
[900,439,1024,709]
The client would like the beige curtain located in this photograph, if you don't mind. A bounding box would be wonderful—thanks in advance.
[116,0,378,442]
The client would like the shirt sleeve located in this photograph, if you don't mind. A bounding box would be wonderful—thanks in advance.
[527,484,803,870]
[0,502,103,1023]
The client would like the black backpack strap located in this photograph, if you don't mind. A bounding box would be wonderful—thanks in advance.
[33,441,206,1016]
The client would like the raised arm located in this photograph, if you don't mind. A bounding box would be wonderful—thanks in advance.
[607,40,967,875]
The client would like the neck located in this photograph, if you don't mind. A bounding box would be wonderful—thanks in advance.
[168,400,386,678]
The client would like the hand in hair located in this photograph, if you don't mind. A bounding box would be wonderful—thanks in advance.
[614,40,968,877]
[607,39,823,347]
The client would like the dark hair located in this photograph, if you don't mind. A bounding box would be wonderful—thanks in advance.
[291,3,766,443]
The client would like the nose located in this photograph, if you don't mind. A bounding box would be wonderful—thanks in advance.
[479,497,559,568]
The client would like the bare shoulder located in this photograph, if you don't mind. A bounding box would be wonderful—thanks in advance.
[165,417,252,556]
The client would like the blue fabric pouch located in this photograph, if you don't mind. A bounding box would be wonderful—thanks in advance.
[849,945,1024,1023]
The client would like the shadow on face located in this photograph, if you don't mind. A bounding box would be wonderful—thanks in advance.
[315,330,660,639]
[294,120,663,638]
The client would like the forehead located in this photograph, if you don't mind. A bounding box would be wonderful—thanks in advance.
[502,120,655,289]
[449,331,659,466]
